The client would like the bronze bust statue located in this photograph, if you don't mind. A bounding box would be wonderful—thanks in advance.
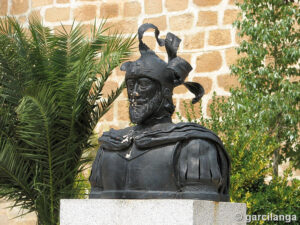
[89,23,230,201]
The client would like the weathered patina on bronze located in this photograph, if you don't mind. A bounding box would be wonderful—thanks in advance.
[89,23,230,201]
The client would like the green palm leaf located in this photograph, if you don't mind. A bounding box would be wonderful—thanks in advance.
[0,17,135,225]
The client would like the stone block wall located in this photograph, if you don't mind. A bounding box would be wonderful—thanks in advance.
[0,0,242,134]
[0,0,243,223]
[0,199,36,225]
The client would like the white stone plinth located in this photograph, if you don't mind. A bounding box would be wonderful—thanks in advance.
[60,199,246,225]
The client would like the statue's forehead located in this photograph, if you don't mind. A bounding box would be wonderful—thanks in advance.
[126,76,154,82]
[126,75,159,84]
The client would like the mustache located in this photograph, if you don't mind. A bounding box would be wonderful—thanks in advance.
[129,98,148,105]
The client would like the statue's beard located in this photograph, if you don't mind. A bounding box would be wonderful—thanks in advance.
[129,92,162,124]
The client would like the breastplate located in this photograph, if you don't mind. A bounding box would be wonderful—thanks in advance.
[90,123,230,201]
[92,142,180,199]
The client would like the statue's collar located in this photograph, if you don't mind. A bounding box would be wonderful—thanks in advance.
[98,123,224,151]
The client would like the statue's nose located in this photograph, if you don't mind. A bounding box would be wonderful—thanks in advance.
[133,91,139,97]
[133,83,139,97]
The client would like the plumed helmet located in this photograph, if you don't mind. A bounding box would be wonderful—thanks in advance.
[121,23,204,104]
[122,50,171,88]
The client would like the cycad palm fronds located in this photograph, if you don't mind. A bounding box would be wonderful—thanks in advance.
[0,17,135,225]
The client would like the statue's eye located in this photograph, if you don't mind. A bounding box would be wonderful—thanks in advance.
[127,80,135,90]
[139,82,148,88]
[138,78,152,88]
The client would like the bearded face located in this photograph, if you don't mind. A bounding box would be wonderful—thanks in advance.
[126,77,162,124]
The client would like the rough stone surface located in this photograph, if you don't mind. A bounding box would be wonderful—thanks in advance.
[223,9,240,25]
[178,53,191,63]
[29,9,42,21]
[165,0,188,12]
[74,5,96,21]
[57,0,69,3]
[193,0,221,7]
[143,16,167,31]
[102,81,118,98]
[11,0,29,15]
[169,13,194,31]
[208,29,231,46]
[144,0,162,15]
[184,32,204,50]
[100,3,119,18]
[193,77,213,94]
[197,11,218,27]
[118,100,130,121]
[60,199,246,225]
[101,105,114,121]
[196,51,222,73]
[0,0,8,16]
[123,1,141,17]
[229,0,243,5]
[32,0,52,8]
[217,74,240,91]
[0,199,37,225]
[104,19,138,33]
[18,15,27,23]
[174,85,188,94]
[225,48,240,66]
[141,36,157,49]
[45,7,70,22]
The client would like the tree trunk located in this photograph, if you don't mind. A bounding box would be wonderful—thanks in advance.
[273,148,279,177]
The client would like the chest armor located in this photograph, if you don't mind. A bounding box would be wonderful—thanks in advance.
[89,123,230,201]
[93,142,180,198]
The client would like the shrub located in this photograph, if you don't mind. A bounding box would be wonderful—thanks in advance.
[178,0,299,223]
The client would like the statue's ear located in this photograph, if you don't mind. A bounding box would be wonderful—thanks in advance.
[120,61,132,71]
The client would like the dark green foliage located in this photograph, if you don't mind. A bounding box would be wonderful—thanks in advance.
[233,0,300,171]
[0,17,134,224]
[180,97,299,224]
[244,174,300,223]
[178,0,299,224]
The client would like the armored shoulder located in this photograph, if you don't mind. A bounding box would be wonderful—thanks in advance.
[178,139,223,187]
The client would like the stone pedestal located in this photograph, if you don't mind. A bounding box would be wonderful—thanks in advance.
[60,199,246,225]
